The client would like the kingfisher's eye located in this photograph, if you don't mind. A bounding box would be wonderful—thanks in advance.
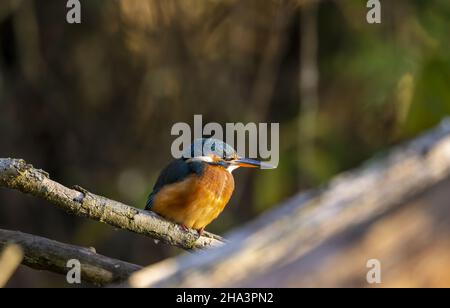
[224,154,237,161]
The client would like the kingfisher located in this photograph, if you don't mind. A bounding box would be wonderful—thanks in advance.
[145,138,273,235]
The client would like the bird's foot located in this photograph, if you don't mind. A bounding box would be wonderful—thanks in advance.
[197,227,205,236]
[179,224,189,232]
[178,224,204,236]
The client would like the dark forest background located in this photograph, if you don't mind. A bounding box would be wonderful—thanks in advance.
[1,0,449,287]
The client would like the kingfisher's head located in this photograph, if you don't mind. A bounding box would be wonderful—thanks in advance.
[182,138,274,173]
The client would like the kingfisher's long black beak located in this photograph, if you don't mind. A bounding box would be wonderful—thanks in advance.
[231,157,275,169]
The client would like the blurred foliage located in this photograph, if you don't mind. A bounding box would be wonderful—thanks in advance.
[0,0,449,286]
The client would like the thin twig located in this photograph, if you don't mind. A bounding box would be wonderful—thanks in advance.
[0,243,23,287]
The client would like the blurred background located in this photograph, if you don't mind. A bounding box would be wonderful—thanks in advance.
[0,0,449,287]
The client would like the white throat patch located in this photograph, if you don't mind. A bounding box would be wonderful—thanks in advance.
[226,165,240,173]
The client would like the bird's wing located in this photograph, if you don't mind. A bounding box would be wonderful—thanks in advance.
[145,159,204,210]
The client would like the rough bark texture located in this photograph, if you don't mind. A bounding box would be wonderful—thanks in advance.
[126,119,450,287]
[268,177,450,287]
[0,229,142,285]
[0,158,224,250]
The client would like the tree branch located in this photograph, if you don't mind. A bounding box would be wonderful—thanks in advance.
[0,158,224,250]
[125,118,450,287]
[0,229,141,285]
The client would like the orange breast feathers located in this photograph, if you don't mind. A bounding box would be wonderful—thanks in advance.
[151,164,235,230]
